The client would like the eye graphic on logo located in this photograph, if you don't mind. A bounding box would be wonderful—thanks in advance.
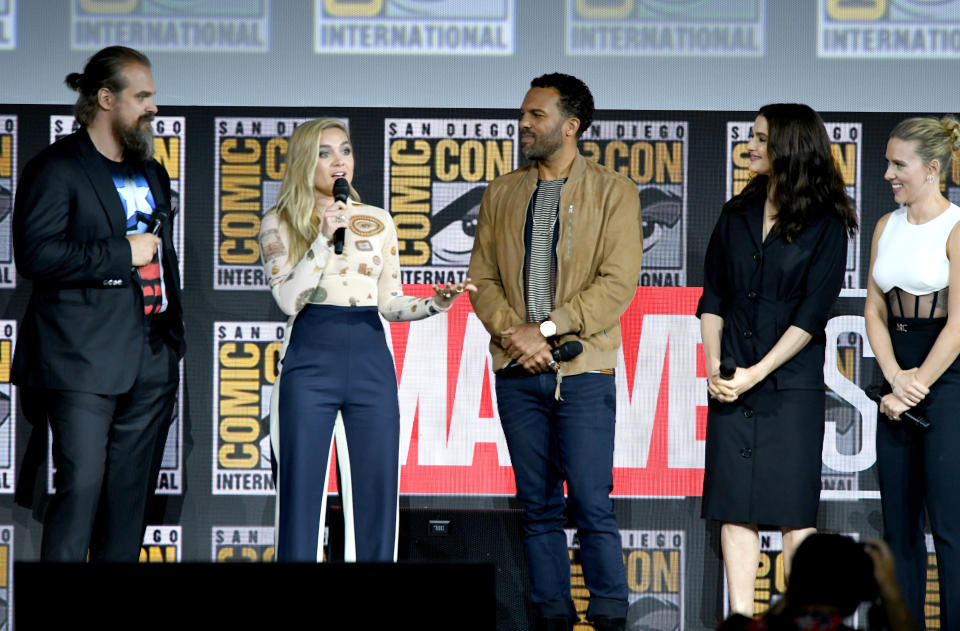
[430,185,486,265]
[152,0,201,11]
[0,185,11,223]
[627,594,682,631]
[638,0,710,16]
[0,389,9,430]
[388,0,506,18]
[259,407,273,473]
[391,0,453,16]
[892,0,956,19]
[638,187,682,253]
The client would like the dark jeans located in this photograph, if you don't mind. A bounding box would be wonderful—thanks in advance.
[495,371,628,622]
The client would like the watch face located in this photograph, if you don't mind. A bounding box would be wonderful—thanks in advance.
[540,321,556,337]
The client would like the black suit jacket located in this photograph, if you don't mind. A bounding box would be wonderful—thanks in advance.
[12,127,185,395]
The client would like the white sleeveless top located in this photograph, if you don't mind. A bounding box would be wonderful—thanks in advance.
[873,203,960,295]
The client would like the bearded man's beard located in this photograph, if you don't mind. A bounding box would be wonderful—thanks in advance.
[115,114,155,162]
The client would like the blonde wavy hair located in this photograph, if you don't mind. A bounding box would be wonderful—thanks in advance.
[889,115,960,176]
[268,118,360,265]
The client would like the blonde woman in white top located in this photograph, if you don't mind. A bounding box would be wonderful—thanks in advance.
[865,114,960,629]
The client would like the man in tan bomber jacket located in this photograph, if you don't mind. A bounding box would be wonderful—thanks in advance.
[468,73,643,631]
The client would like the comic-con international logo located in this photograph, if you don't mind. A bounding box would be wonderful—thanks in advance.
[0,525,12,628]
[583,120,687,286]
[0,116,15,288]
[140,525,182,563]
[212,526,275,562]
[383,118,517,284]
[212,322,284,495]
[819,0,960,58]
[726,120,862,291]
[46,115,186,495]
[0,0,16,50]
[0,322,15,495]
[568,529,683,630]
[214,117,314,290]
[71,0,269,52]
[315,0,515,55]
[566,0,764,56]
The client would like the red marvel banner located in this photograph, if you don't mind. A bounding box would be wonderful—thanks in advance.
[387,286,707,496]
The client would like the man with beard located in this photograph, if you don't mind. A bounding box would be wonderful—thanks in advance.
[12,46,184,561]
[468,74,642,631]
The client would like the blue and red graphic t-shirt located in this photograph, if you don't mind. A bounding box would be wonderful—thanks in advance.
[105,158,167,315]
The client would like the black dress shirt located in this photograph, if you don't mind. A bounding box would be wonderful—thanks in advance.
[696,194,848,390]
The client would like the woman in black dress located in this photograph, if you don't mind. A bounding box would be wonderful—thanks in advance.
[697,104,858,617]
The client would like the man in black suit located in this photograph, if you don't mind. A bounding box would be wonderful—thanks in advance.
[12,46,185,561]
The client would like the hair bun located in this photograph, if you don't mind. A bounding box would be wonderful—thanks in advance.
[64,72,85,92]
[943,115,960,154]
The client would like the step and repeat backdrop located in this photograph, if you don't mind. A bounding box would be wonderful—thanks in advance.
[0,0,959,629]
[0,104,955,630]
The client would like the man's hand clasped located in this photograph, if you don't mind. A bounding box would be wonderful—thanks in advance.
[501,323,554,374]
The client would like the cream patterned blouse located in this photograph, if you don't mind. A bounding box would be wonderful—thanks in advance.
[259,200,447,320]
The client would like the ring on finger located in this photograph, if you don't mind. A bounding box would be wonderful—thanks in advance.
[336,213,345,222]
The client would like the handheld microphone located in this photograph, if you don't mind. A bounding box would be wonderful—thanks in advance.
[149,206,170,236]
[864,384,931,431]
[719,357,736,380]
[333,178,350,255]
[496,341,584,379]
[551,341,583,363]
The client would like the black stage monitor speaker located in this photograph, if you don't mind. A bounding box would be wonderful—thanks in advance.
[399,507,534,631]
[15,560,495,629]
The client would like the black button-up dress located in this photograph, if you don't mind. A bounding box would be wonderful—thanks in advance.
[696,195,848,527]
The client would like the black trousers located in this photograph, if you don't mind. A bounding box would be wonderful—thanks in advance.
[35,327,179,562]
[877,316,960,629]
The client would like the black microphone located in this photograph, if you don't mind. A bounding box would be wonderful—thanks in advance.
[332,178,349,255]
[551,341,583,363]
[149,206,170,236]
[496,341,584,379]
[864,384,931,431]
[719,357,736,380]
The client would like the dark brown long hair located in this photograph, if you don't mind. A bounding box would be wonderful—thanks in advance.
[731,103,858,241]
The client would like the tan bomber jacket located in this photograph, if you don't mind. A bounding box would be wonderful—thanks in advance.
[467,152,643,377]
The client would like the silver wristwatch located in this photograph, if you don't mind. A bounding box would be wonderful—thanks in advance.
[539,320,557,338]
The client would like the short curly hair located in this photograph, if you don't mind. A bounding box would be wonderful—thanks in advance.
[530,73,594,138]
